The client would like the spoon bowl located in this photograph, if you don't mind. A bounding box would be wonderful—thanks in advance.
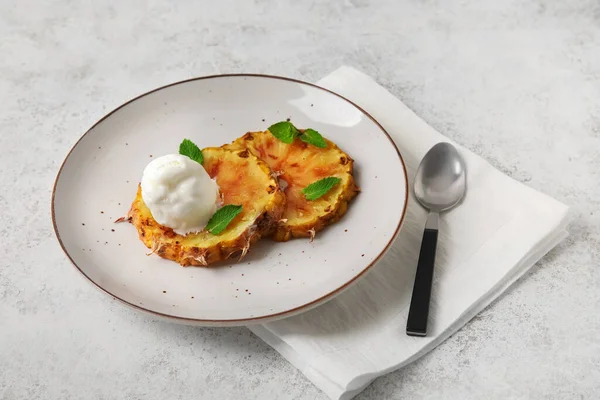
[414,142,466,212]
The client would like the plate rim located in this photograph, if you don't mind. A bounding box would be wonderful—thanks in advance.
[51,73,409,325]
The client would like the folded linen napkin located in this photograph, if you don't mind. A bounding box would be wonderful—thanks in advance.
[249,66,570,400]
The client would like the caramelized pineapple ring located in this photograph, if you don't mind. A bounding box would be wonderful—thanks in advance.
[129,147,285,266]
[225,130,359,241]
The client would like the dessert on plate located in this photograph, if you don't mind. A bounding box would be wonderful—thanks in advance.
[128,144,285,266]
[224,123,360,241]
[124,121,359,267]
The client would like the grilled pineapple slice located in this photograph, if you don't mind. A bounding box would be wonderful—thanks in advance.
[128,147,285,266]
[225,130,359,241]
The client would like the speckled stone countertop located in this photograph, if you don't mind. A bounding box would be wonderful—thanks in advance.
[1,1,599,399]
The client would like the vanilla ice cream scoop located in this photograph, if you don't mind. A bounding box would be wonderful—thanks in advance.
[141,154,220,235]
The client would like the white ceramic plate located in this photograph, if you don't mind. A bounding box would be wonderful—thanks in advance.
[52,74,408,326]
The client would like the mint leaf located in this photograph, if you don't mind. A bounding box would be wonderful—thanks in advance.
[206,205,243,235]
[179,138,204,164]
[299,128,327,148]
[268,121,299,144]
[302,177,341,201]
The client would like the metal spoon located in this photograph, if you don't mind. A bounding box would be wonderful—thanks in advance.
[406,142,466,337]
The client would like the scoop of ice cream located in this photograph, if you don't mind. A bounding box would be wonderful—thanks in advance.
[141,154,219,235]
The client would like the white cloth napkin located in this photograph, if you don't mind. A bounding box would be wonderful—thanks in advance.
[249,66,570,400]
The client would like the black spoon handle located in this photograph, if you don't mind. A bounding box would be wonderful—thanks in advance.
[406,213,439,337]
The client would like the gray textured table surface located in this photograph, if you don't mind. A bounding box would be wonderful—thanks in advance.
[1,1,599,399]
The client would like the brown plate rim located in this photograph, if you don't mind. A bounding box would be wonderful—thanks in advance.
[51,73,410,325]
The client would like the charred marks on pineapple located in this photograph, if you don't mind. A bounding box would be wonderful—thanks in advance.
[238,149,250,158]
[257,211,272,233]
[267,184,276,194]
[161,228,176,239]
[208,160,222,177]
[243,132,254,141]
[183,247,209,266]
[313,167,329,178]
[324,205,332,212]
[340,156,349,165]
[265,138,275,150]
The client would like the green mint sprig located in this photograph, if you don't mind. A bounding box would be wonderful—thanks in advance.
[268,121,327,148]
[206,205,243,235]
[268,121,299,144]
[299,128,327,148]
[302,177,341,201]
[179,138,204,164]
